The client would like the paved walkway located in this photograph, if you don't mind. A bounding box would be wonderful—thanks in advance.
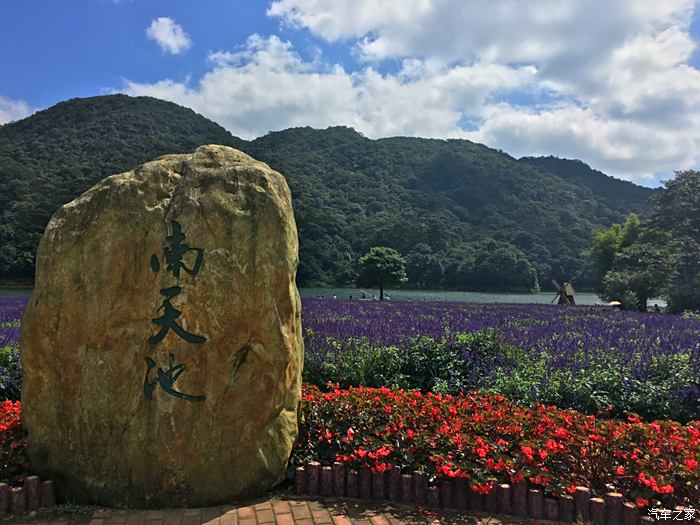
[8,496,533,525]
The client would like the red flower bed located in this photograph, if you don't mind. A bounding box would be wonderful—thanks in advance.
[2,391,698,509]
[294,384,700,509]
[0,400,28,484]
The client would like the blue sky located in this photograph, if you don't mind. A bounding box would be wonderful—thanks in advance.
[0,1,358,111]
[1,1,278,106]
[2,1,700,186]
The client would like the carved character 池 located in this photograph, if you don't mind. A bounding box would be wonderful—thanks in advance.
[143,354,205,402]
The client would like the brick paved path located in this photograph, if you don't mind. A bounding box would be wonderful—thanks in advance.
[8,496,533,525]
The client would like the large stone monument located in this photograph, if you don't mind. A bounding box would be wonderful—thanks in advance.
[20,145,304,507]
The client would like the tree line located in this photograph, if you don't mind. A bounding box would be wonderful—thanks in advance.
[585,170,700,312]
[0,95,655,292]
[344,171,700,312]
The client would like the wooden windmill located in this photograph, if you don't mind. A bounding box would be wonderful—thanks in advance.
[551,279,576,305]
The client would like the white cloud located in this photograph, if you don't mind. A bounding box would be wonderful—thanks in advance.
[268,0,694,66]
[146,17,192,55]
[267,0,431,42]
[124,35,534,140]
[0,96,32,125]
[467,104,699,181]
[127,1,700,184]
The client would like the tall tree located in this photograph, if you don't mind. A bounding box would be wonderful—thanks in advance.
[356,247,407,300]
[599,242,671,311]
[650,171,700,312]
[583,213,642,289]
[650,171,700,238]
[585,171,700,312]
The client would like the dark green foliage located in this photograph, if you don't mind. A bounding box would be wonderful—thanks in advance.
[303,326,696,421]
[303,329,500,395]
[650,171,700,312]
[586,214,671,310]
[491,349,697,423]
[521,156,656,216]
[356,247,407,300]
[246,130,653,291]
[586,171,700,312]
[0,346,21,402]
[0,95,655,290]
[469,240,539,292]
[599,242,671,311]
[0,95,244,280]
[406,244,444,287]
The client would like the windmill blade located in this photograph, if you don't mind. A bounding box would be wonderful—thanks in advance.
[551,279,562,291]
[551,295,559,303]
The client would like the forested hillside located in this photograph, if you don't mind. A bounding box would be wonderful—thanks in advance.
[520,156,655,215]
[0,95,655,290]
[0,95,244,281]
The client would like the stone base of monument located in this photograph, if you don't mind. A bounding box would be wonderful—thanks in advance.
[0,476,56,517]
[294,462,646,524]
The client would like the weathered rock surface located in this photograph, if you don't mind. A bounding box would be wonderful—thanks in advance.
[20,145,303,507]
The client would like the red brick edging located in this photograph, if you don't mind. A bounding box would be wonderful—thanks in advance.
[294,461,681,525]
[0,476,55,516]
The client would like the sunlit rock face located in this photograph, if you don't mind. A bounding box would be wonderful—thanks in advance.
[21,145,303,507]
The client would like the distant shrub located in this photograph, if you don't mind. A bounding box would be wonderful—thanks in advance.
[682,310,700,321]
[304,329,501,396]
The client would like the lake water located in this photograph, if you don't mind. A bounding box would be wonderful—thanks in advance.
[2,286,668,307]
[2,285,603,304]
[0,287,32,297]
[300,287,605,305]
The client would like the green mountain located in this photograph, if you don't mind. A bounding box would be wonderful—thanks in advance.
[0,95,245,282]
[0,95,655,290]
[520,156,654,215]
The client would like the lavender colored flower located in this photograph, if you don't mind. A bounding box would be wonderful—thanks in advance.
[301,298,700,421]
[1,295,698,420]
[0,297,27,401]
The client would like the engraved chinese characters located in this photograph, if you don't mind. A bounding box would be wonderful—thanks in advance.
[21,145,303,507]
[145,221,206,402]
[144,354,205,403]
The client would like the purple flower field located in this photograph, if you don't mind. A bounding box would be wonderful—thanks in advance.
[302,299,700,421]
[0,297,26,400]
[303,299,700,376]
[0,297,25,346]
[1,296,699,421]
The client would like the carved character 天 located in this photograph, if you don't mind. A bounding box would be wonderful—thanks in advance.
[148,286,206,344]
